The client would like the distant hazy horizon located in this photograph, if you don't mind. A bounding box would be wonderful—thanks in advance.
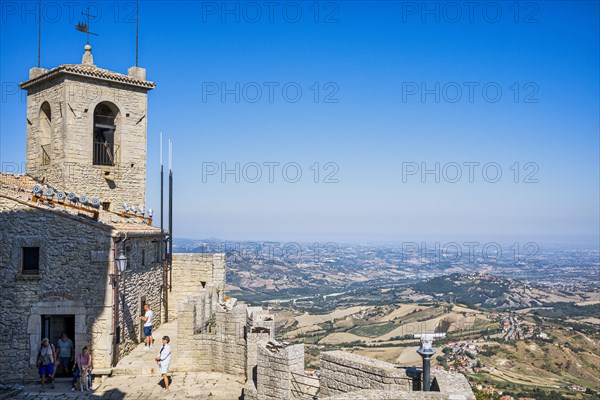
[1,1,598,244]
[173,235,599,248]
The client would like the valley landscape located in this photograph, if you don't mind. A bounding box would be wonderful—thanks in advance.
[176,239,600,398]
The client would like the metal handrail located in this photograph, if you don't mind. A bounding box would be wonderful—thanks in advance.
[93,141,119,166]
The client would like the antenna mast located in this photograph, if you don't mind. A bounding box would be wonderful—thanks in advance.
[168,140,174,293]
[135,0,139,67]
[160,132,167,321]
[37,0,41,67]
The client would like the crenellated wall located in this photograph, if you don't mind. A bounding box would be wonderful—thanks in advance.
[169,253,225,319]
[255,342,305,400]
[176,292,247,377]
[169,271,475,400]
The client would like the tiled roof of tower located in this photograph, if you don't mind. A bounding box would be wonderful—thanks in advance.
[0,173,162,236]
[19,64,156,90]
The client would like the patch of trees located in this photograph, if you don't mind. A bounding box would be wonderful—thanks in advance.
[435,319,452,333]
[534,302,600,319]
[479,346,498,357]
[414,274,512,309]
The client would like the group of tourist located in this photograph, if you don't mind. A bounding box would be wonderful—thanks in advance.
[36,304,172,394]
[36,333,93,392]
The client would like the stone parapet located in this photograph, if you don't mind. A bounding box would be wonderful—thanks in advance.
[429,370,475,400]
[176,295,246,378]
[322,389,448,400]
[320,351,412,397]
[255,342,305,400]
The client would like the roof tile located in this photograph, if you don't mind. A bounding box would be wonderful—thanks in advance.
[0,173,162,235]
[20,64,155,90]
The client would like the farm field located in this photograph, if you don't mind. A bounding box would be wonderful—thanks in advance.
[275,300,600,393]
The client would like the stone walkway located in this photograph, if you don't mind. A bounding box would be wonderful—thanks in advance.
[7,373,245,399]
[112,322,179,375]
[6,322,245,399]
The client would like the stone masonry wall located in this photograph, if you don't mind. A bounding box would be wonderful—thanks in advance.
[321,389,448,400]
[23,74,150,211]
[255,342,305,400]
[176,292,246,378]
[0,195,164,381]
[118,235,163,359]
[319,351,412,397]
[0,197,113,382]
[320,369,476,400]
[170,253,225,319]
[429,370,476,400]
[245,306,276,395]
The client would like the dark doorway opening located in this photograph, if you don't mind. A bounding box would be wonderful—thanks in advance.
[41,315,75,377]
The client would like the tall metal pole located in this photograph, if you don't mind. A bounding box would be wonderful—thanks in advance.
[37,0,41,67]
[121,265,125,345]
[112,243,119,366]
[168,140,173,292]
[135,0,139,67]
[160,132,166,321]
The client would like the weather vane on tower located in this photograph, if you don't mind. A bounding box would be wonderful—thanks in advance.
[75,6,99,44]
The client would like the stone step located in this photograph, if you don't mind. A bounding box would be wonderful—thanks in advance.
[112,321,178,376]
[111,364,158,376]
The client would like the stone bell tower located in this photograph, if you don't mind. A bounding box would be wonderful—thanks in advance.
[19,45,155,211]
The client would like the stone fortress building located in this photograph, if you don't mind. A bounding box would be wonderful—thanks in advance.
[0,46,475,399]
[1,45,167,381]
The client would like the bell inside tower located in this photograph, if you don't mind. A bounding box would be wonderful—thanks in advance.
[93,102,118,166]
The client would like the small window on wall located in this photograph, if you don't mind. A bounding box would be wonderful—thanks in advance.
[22,247,40,274]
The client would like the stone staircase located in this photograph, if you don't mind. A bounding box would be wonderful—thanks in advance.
[112,321,179,375]
[106,321,245,399]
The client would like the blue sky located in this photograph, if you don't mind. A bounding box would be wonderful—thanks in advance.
[1,1,599,244]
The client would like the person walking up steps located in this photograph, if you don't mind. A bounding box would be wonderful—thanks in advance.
[140,303,153,349]
[155,336,171,393]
